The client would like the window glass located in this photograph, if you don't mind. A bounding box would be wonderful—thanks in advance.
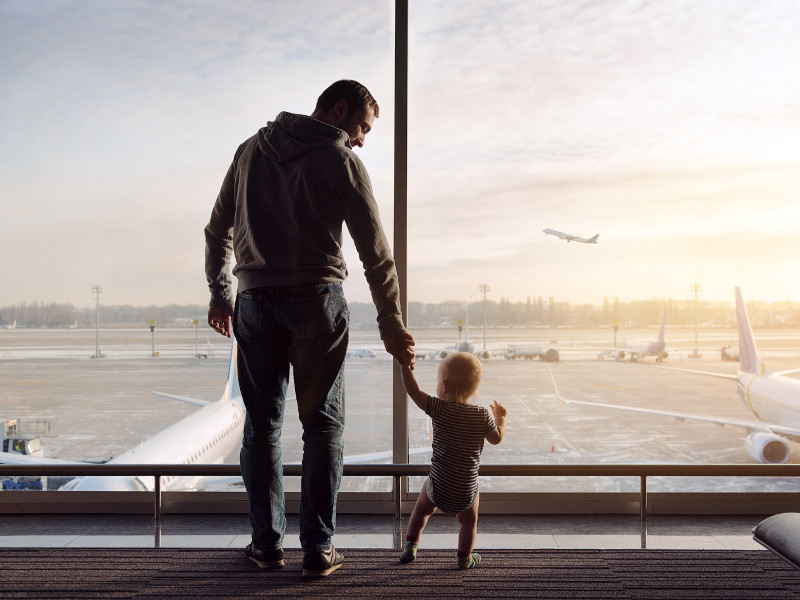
[407,1,800,493]
[0,0,395,493]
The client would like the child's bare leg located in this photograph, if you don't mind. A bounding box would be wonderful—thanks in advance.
[457,492,480,556]
[406,479,437,541]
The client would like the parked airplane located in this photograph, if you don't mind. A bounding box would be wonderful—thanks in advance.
[598,307,668,362]
[3,321,16,330]
[0,339,431,489]
[423,308,492,360]
[543,229,599,244]
[0,341,246,491]
[555,287,800,464]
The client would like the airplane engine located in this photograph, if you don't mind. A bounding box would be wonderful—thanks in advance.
[439,350,449,359]
[477,350,491,359]
[744,431,790,464]
[660,351,668,360]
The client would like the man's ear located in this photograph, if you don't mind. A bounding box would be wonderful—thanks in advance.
[332,98,349,123]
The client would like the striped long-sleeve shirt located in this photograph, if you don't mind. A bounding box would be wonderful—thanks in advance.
[426,395,496,514]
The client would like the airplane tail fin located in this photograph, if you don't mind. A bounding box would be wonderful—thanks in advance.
[223,337,242,406]
[735,287,769,375]
[588,234,599,243]
[657,306,667,343]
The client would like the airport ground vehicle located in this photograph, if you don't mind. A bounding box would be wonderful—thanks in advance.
[503,345,559,362]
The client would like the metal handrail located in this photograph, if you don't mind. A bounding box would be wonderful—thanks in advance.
[4,463,800,521]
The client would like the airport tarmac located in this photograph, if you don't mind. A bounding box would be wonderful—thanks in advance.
[3,325,800,495]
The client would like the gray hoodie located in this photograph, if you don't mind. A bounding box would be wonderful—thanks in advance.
[204,112,406,339]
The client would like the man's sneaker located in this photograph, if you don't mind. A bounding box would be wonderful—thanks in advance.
[399,540,418,563]
[302,545,344,577]
[457,552,481,570]
[246,543,285,569]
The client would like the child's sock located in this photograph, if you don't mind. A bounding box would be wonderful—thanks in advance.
[400,539,419,563]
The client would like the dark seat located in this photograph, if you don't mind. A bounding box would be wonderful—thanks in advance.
[752,513,800,569]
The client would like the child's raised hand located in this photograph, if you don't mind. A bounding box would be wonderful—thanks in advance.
[490,400,507,418]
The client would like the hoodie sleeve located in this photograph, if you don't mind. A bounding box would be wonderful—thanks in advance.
[204,153,238,308]
[341,154,408,340]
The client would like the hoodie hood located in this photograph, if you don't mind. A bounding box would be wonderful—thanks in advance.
[257,111,350,163]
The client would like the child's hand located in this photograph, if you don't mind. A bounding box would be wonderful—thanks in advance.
[490,400,507,418]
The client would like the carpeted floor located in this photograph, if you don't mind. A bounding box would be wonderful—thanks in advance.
[2,548,800,599]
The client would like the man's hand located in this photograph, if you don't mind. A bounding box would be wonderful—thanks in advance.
[383,332,416,367]
[208,306,233,338]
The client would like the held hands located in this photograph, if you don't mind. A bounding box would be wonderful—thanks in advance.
[383,332,416,368]
[208,306,233,338]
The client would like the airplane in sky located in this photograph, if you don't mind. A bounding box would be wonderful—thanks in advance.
[1,339,431,489]
[543,229,599,244]
[554,287,800,464]
[598,307,668,362]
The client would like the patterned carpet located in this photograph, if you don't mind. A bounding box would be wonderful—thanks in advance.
[2,548,800,599]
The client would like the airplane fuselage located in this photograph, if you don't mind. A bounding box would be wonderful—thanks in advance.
[738,372,800,433]
[62,399,244,492]
[625,340,666,361]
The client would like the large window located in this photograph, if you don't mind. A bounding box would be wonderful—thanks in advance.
[2,1,800,502]
[405,0,800,493]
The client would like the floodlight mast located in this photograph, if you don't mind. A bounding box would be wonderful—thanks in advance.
[479,283,490,350]
[91,284,102,358]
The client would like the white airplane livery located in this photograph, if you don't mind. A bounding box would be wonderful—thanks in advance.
[0,341,246,491]
[599,307,668,362]
[543,229,599,244]
[556,287,800,464]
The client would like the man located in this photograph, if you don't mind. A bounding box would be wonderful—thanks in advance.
[204,80,415,577]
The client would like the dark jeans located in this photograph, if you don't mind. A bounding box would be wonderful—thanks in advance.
[233,282,348,553]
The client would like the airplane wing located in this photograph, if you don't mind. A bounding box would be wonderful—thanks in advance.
[657,365,738,381]
[343,446,431,464]
[0,452,89,466]
[153,391,211,407]
[549,371,800,441]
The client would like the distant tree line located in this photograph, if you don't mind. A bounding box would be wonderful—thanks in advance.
[4,297,800,330]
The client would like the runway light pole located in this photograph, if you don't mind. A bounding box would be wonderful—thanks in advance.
[690,283,702,358]
[479,283,490,350]
[150,320,157,357]
[91,284,102,359]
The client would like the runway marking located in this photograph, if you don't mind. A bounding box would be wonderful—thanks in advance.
[9,382,48,387]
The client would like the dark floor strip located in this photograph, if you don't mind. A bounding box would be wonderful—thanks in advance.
[1,548,799,600]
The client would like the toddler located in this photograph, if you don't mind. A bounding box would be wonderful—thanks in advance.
[399,352,507,569]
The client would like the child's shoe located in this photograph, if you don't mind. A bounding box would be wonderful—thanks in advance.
[457,552,481,570]
[400,540,418,563]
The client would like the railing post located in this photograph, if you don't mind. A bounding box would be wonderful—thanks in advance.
[640,475,647,521]
[154,475,162,521]
[395,474,401,520]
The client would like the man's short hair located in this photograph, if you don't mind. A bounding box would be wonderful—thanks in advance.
[315,80,380,118]
[440,352,482,399]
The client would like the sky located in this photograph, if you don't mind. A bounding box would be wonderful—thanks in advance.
[2,0,799,309]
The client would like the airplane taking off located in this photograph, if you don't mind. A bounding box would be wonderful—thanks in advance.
[599,307,668,362]
[555,287,800,464]
[543,229,599,244]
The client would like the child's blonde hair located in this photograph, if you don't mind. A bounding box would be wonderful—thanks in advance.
[439,352,482,399]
